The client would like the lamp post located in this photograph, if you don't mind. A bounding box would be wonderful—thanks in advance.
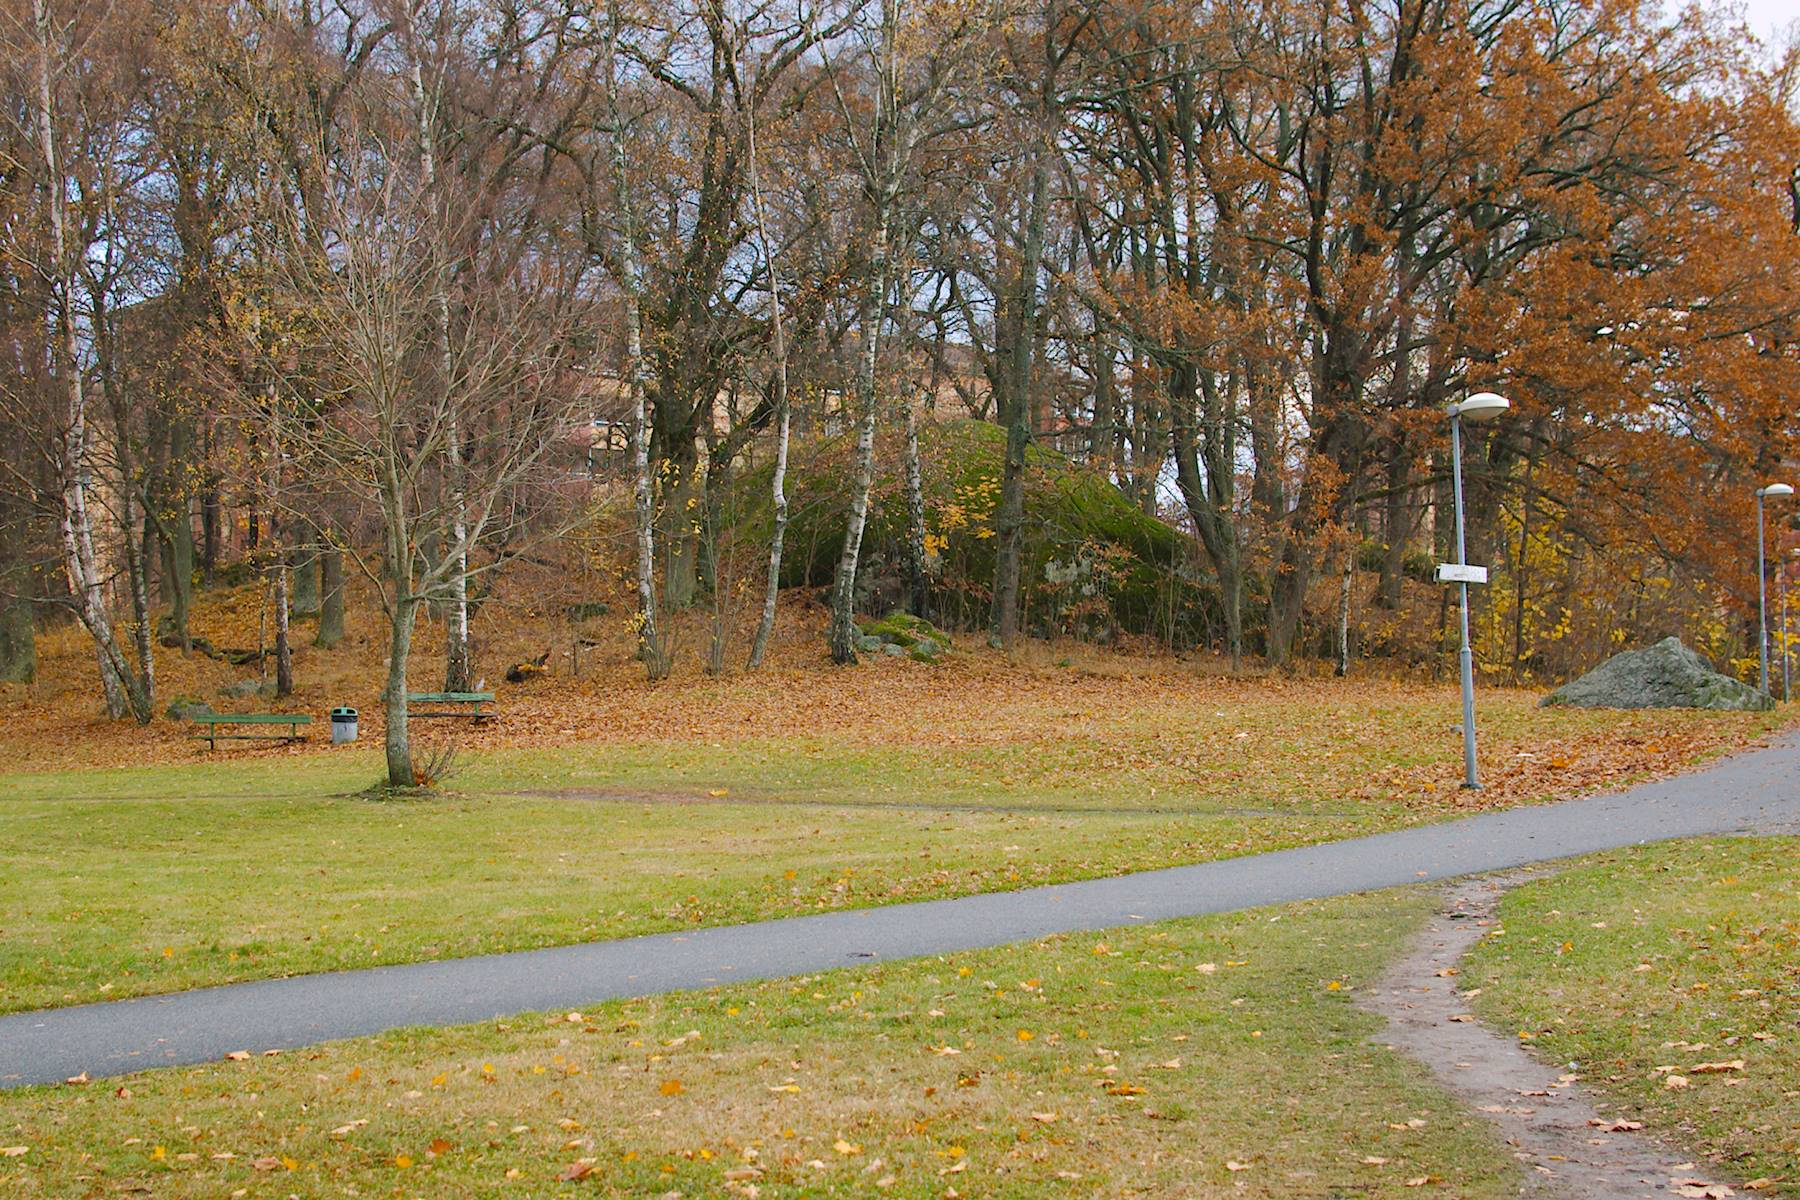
[1446,391,1510,789]
[1783,550,1792,703]
[1756,483,1793,695]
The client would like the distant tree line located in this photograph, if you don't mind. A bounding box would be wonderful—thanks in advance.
[1,0,1796,783]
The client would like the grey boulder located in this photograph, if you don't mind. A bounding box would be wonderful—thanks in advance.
[1541,636,1773,711]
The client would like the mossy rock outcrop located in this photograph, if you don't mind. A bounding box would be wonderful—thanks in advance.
[732,419,1216,645]
[1541,636,1773,711]
[858,613,952,662]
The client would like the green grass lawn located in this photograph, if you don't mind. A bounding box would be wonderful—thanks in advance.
[0,890,1522,1199]
[0,789,1355,1014]
[1462,837,1798,1191]
[0,690,1785,1014]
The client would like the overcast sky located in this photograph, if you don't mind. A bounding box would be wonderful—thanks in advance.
[1736,0,1799,44]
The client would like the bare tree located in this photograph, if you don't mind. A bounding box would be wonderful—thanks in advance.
[263,97,586,786]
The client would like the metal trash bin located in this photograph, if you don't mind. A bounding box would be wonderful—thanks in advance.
[330,706,359,744]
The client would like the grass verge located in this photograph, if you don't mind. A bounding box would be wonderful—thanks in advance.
[1461,837,1798,1192]
[0,891,1521,1198]
[0,683,1786,1014]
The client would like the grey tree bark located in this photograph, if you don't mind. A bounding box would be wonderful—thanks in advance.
[828,210,891,664]
[315,537,345,648]
[746,65,790,670]
[32,0,146,722]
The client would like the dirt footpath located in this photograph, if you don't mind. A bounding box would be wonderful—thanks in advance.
[1365,874,1740,1200]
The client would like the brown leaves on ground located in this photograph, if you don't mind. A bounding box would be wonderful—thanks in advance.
[1,581,1785,819]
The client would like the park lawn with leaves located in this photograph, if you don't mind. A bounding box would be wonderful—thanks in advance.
[0,791,1349,1015]
[1461,837,1799,1191]
[0,670,1789,1014]
[0,891,1523,1199]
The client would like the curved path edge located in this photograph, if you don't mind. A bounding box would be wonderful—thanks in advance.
[5,733,1797,1088]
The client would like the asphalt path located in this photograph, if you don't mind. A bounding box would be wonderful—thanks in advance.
[4,731,1796,1088]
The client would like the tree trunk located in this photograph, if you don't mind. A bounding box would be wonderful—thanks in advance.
[747,378,789,667]
[902,392,929,618]
[604,0,665,680]
[33,0,142,722]
[1377,442,1411,609]
[201,472,221,575]
[407,24,473,694]
[274,548,292,696]
[123,493,156,717]
[1335,549,1353,677]
[828,208,892,665]
[1168,366,1242,669]
[315,537,345,648]
[291,544,319,616]
[159,495,194,650]
[0,508,34,683]
[1265,537,1311,666]
[747,79,790,670]
[383,597,417,788]
[990,144,1051,649]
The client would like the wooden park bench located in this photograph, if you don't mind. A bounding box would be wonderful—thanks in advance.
[189,712,313,750]
[406,691,497,723]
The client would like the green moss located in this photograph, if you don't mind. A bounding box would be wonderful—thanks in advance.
[858,612,952,649]
[735,419,1217,643]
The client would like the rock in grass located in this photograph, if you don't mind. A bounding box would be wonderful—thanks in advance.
[856,613,952,664]
[1541,637,1773,710]
[858,612,952,649]
[165,695,213,721]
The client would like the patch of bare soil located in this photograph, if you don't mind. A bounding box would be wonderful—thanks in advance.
[1365,874,1742,1200]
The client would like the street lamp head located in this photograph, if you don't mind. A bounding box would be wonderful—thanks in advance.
[1758,483,1795,498]
[1449,391,1511,423]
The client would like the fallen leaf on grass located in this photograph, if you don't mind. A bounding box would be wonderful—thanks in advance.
[1030,1113,1058,1123]
[1406,1178,1433,1187]
[1362,1156,1390,1165]
[64,1072,88,1086]
[428,1138,452,1156]
[558,1159,596,1182]
[0,1148,26,1158]
[1663,1075,1689,1090]
[1225,1160,1252,1172]
[659,1078,685,1096]
[224,1050,251,1062]
[833,1140,862,1156]
[251,1157,282,1171]
[1686,1061,1744,1074]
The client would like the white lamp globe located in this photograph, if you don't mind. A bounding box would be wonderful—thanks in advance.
[1455,392,1511,423]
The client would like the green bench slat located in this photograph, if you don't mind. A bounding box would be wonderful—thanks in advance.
[190,714,314,725]
[406,692,495,703]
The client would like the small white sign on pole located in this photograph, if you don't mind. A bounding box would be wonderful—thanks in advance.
[1437,563,1489,585]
